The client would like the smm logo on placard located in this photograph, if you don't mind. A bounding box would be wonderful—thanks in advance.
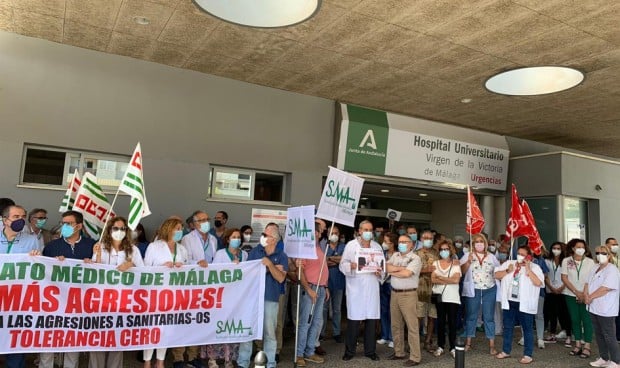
[287,218,314,240]
[325,180,356,210]
[359,129,377,150]
[215,319,253,338]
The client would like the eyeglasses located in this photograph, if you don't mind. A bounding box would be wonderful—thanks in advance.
[595,252,608,255]
[32,216,48,220]
[111,226,127,232]
[194,218,209,223]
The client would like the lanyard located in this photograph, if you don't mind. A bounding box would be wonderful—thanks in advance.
[574,257,584,280]
[552,261,560,280]
[6,240,14,254]
[172,244,177,264]
[475,252,487,267]
[226,248,240,262]
[196,231,209,253]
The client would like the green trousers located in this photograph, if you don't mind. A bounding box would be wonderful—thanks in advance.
[565,295,593,343]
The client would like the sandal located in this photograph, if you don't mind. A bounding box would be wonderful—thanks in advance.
[496,352,510,359]
[490,348,498,355]
[519,356,533,364]
[580,347,591,359]
[464,344,472,352]
[569,346,582,356]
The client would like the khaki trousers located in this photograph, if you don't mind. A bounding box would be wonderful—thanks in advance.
[390,290,421,362]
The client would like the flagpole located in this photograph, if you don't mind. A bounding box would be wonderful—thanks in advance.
[308,221,333,324]
[294,266,302,366]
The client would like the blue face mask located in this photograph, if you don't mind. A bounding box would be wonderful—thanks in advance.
[398,243,408,253]
[361,231,373,241]
[61,223,75,238]
[497,253,508,261]
[173,230,183,242]
[398,229,406,236]
[423,239,433,248]
[230,238,241,248]
[375,231,382,238]
[200,222,211,233]
[409,233,417,242]
[439,250,450,259]
[35,219,47,229]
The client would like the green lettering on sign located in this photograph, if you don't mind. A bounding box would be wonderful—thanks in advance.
[325,180,357,209]
[287,218,314,239]
[344,105,389,175]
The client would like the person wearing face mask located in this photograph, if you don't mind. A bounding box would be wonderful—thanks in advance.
[41,210,95,368]
[494,245,544,364]
[322,225,346,343]
[183,210,218,264]
[133,223,150,259]
[584,245,620,368]
[87,216,144,368]
[26,207,51,250]
[340,220,382,361]
[377,232,397,348]
[209,210,229,250]
[606,237,620,343]
[208,228,248,368]
[488,239,497,254]
[415,230,439,352]
[0,205,41,368]
[238,223,288,368]
[460,233,499,355]
[406,225,422,251]
[396,224,406,236]
[543,242,571,346]
[515,248,550,349]
[240,225,254,252]
[386,234,422,366]
[144,217,205,368]
[453,236,465,256]
[431,240,462,358]
[561,238,595,359]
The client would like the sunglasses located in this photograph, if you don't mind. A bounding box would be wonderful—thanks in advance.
[595,252,608,256]
[112,226,127,231]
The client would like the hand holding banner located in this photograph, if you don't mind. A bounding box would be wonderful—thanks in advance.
[284,205,317,259]
[316,166,364,227]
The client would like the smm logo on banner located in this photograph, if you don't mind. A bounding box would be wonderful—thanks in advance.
[344,105,388,175]
[215,319,253,338]
[325,179,357,210]
[287,218,314,239]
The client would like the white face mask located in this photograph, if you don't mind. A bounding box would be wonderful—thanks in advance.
[260,235,269,247]
[574,248,586,256]
[598,254,609,264]
[381,242,389,251]
[552,249,562,257]
[488,246,496,253]
[131,231,139,240]
[243,234,252,243]
[454,242,463,248]
[111,230,126,241]
[463,247,470,254]
[329,234,339,243]
[516,254,525,263]
[612,245,619,254]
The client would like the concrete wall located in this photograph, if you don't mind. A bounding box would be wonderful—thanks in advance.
[0,31,335,235]
[430,198,467,238]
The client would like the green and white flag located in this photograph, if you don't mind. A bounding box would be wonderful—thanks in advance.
[118,143,151,230]
[59,169,81,212]
[73,172,115,238]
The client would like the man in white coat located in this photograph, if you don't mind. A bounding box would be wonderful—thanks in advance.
[182,210,217,263]
[339,220,382,361]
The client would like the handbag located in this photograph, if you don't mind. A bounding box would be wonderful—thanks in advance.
[432,262,453,304]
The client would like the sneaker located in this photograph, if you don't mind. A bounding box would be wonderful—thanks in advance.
[590,357,610,367]
[544,336,557,343]
[450,349,456,358]
[538,339,545,349]
[518,338,524,346]
[377,339,388,344]
[304,354,325,364]
[433,347,444,357]
[388,341,394,348]
[556,330,567,339]
[296,356,307,367]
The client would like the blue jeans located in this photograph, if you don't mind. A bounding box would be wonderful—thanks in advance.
[297,286,326,357]
[5,354,25,368]
[238,301,279,368]
[380,282,392,341]
[463,286,496,339]
[322,288,343,336]
[502,301,534,357]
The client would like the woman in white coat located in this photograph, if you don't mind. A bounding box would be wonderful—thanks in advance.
[494,245,543,365]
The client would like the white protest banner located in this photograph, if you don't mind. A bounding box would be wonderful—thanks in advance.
[316,166,364,227]
[59,169,81,212]
[354,248,385,274]
[386,208,402,221]
[284,205,317,259]
[73,172,115,238]
[0,254,265,353]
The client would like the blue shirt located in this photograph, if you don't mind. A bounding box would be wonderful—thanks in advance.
[534,256,549,297]
[43,237,95,260]
[209,228,225,250]
[137,241,149,259]
[248,245,288,302]
[326,242,346,291]
[0,231,39,254]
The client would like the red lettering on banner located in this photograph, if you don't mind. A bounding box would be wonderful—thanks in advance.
[10,330,116,348]
[0,285,60,312]
[42,286,60,312]
[131,151,142,170]
[74,194,89,211]
[119,328,160,346]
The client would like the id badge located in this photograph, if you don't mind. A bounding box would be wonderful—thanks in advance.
[511,280,520,298]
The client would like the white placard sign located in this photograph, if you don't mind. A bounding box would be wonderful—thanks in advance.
[316,167,364,227]
[250,208,287,240]
[354,247,385,274]
[386,208,402,221]
[284,205,317,259]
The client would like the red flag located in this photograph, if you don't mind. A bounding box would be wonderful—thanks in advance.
[466,186,485,234]
[521,200,544,255]
[505,184,544,255]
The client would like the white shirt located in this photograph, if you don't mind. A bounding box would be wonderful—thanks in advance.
[144,240,189,266]
[432,260,461,304]
[545,258,564,292]
[182,230,217,263]
[561,256,595,297]
[460,252,499,298]
[339,238,381,320]
[496,260,544,314]
[586,263,620,317]
[99,245,145,267]
[213,248,248,264]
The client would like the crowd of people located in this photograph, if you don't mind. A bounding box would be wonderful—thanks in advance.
[1,196,620,368]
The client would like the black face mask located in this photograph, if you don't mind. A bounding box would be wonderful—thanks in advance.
[214,220,223,228]
[10,218,26,232]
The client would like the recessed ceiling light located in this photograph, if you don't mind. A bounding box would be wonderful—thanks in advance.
[361,197,368,201]
[132,16,151,25]
[485,66,584,96]
[419,193,428,197]
[460,98,472,104]
[193,0,321,28]
[380,189,390,193]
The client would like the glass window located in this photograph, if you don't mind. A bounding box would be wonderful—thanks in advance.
[22,148,66,185]
[564,197,588,241]
[210,166,286,203]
